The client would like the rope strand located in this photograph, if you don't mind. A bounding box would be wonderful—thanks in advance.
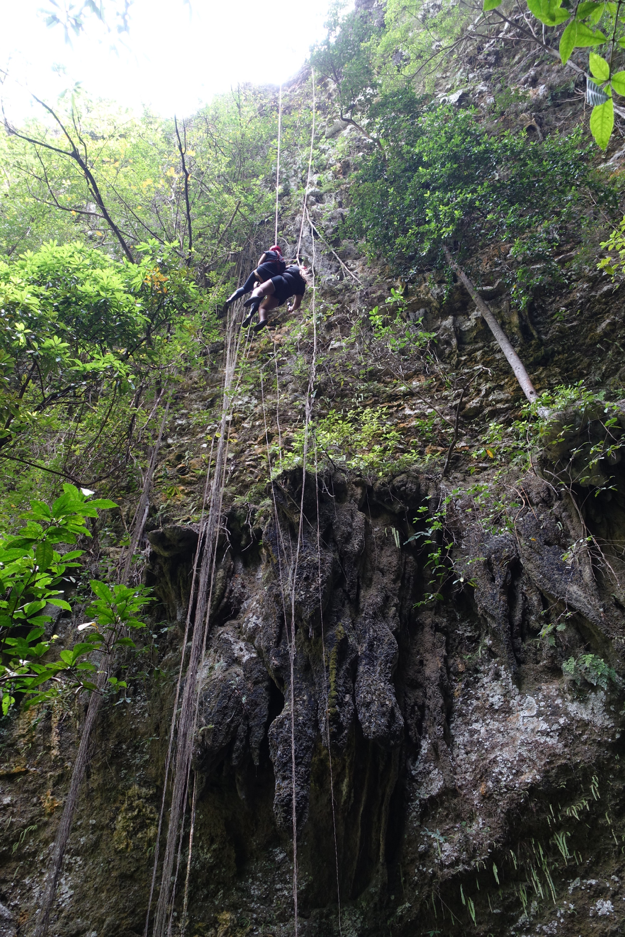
[297,69,316,264]
[275,85,282,246]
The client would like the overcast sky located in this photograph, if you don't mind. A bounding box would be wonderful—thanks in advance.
[0,0,341,122]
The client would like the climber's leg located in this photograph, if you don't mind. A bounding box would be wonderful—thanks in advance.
[244,279,275,308]
[254,296,281,331]
[241,279,275,326]
[227,265,274,305]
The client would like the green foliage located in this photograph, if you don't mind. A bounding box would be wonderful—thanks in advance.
[310,2,382,123]
[406,502,455,606]
[277,406,413,477]
[562,653,620,691]
[472,382,625,491]
[0,240,199,449]
[0,484,118,715]
[369,288,436,352]
[599,216,625,276]
[345,102,603,290]
[484,0,625,149]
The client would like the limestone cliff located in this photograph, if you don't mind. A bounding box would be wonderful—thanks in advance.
[2,25,625,937]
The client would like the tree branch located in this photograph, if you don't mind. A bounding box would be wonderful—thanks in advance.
[444,246,544,408]
[175,116,193,262]
[6,96,137,263]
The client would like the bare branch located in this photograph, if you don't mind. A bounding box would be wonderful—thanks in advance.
[175,116,193,262]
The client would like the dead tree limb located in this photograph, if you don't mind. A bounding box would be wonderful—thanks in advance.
[443,246,541,406]
[175,116,193,262]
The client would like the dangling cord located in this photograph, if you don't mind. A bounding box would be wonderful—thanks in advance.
[296,68,316,264]
[287,186,319,937]
[179,772,198,937]
[275,84,282,246]
[311,220,342,930]
[144,418,218,937]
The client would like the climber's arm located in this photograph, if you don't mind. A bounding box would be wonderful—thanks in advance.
[287,294,303,314]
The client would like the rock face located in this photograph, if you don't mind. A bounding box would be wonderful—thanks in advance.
[4,27,625,937]
[2,455,625,937]
[138,467,625,935]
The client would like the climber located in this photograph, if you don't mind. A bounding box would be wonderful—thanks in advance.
[242,264,308,331]
[225,245,286,306]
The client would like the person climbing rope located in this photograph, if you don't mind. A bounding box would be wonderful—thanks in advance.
[242,263,308,331]
[225,245,286,306]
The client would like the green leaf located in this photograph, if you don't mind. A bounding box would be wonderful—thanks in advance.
[560,20,606,62]
[577,1,601,16]
[589,52,610,79]
[29,500,52,520]
[590,96,614,149]
[527,0,570,24]
[34,541,54,571]
[46,598,71,611]
[483,0,502,9]
[86,499,117,510]
[90,579,113,603]
[611,70,625,94]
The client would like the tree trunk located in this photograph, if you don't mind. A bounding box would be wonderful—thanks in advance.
[443,247,542,407]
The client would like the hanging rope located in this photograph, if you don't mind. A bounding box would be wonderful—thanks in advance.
[296,70,316,264]
[150,70,316,936]
[149,303,253,937]
[275,85,282,246]
[310,220,342,932]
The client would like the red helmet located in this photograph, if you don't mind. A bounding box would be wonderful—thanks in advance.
[269,244,282,253]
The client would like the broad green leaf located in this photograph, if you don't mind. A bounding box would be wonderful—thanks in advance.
[90,579,113,603]
[577,1,601,16]
[545,0,571,24]
[29,500,52,519]
[87,499,117,510]
[589,52,610,79]
[71,641,98,654]
[590,96,614,148]
[483,0,502,9]
[26,626,46,642]
[611,70,625,94]
[35,541,54,570]
[527,0,570,24]
[560,21,606,62]
[46,598,72,611]
[59,649,74,665]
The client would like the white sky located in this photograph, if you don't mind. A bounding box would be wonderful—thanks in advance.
[0,0,340,122]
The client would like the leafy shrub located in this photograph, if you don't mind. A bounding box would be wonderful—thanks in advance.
[0,484,151,716]
[562,653,620,691]
[346,102,612,295]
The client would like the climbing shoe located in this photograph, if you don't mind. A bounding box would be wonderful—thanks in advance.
[226,287,245,305]
[241,308,256,328]
[253,319,268,332]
